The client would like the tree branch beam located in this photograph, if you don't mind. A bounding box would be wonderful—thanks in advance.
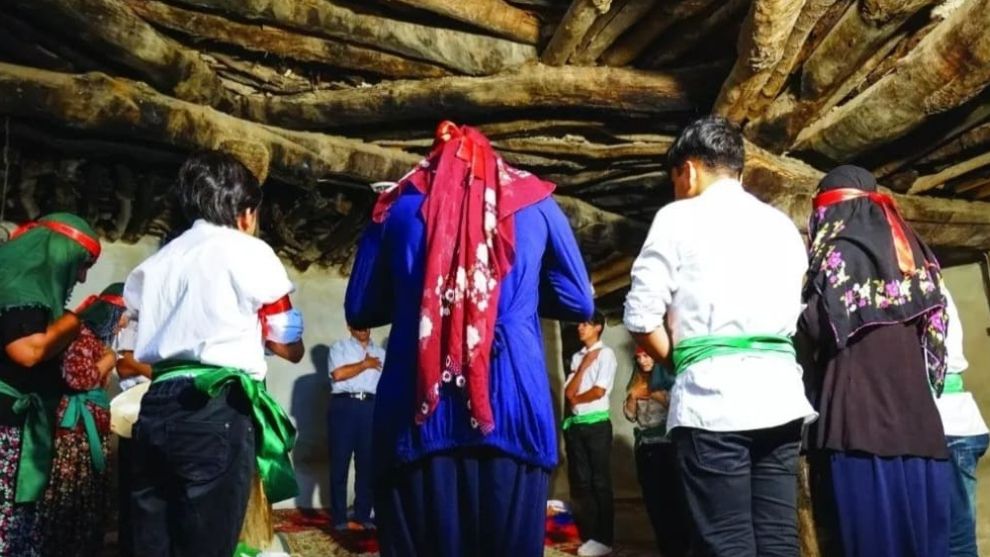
[127,0,450,79]
[713,0,806,123]
[165,0,536,75]
[794,0,990,162]
[9,0,238,111]
[385,0,541,44]
[541,0,613,66]
[0,63,419,186]
[247,64,715,129]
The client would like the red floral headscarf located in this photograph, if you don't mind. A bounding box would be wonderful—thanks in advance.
[373,121,555,433]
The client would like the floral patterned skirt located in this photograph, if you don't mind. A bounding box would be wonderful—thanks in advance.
[0,424,43,557]
[38,405,111,557]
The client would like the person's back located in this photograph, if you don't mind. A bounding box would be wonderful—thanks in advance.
[624,116,815,557]
[657,185,805,340]
[123,151,304,557]
[128,219,289,379]
[346,122,594,557]
[797,164,952,557]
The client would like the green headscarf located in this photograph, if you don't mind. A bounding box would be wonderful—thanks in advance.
[0,213,100,321]
[79,283,126,345]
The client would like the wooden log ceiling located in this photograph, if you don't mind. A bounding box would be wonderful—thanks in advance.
[0,0,989,306]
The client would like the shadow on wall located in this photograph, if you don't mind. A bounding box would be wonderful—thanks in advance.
[291,343,331,509]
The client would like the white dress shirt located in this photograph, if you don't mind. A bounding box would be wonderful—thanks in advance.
[624,178,817,433]
[936,289,988,436]
[565,341,617,415]
[114,317,148,391]
[328,336,385,394]
[124,220,294,380]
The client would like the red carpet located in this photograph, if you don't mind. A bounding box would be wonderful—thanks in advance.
[273,508,583,555]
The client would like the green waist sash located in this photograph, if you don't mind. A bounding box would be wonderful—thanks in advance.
[562,410,610,431]
[673,334,795,375]
[942,374,965,395]
[60,389,109,473]
[0,379,55,503]
[152,361,299,503]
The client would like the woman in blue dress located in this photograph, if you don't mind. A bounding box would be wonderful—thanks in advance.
[346,121,595,557]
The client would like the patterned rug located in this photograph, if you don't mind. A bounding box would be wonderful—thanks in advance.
[273,509,586,556]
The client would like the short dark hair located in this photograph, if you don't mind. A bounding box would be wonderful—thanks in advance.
[590,310,606,329]
[176,151,262,227]
[666,116,745,176]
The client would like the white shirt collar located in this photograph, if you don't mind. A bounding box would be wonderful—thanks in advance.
[701,177,743,196]
[579,340,604,354]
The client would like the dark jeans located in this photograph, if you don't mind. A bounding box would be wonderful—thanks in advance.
[673,420,802,557]
[947,434,989,557]
[129,378,255,557]
[328,395,375,525]
[118,437,135,557]
[636,442,693,557]
[564,420,613,546]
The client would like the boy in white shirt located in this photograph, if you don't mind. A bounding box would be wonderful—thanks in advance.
[123,152,304,557]
[624,116,815,557]
[563,311,617,557]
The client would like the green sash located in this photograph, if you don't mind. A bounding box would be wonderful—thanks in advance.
[0,379,55,503]
[562,410,610,431]
[153,361,299,503]
[673,334,795,375]
[60,389,109,473]
[942,374,965,395]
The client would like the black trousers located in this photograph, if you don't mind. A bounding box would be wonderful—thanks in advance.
[636,442,693,557]
[672,420,803,557]
[118,437,135,557]
[327,395,375,525]
[129,378,255,557]
[564,420,614,546]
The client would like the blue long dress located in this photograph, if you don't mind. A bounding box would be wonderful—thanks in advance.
[346,190,594,557]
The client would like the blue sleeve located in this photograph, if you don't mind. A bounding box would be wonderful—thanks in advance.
[537,199,595,322]
[345,221,393,328]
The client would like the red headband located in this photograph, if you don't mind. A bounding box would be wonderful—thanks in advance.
[73,293,126,315]
[813,188,915,275]
[11,220,101,262]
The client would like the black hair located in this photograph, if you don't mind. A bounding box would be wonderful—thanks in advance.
[590,310,606,329]
[176,151,262,227]
[666,115,745,176]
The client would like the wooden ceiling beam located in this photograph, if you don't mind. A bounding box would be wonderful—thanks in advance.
[9,0,238,111]
[0,62,419,185]
[641,0,749,68]
[541,0,612,66]
[570,0,655,65]
[127,0,450,79]
[713,0,805,123]
[164,0,536,75]
[600,0,718,67]
[799,0,935,100]
[246,64,715,129]
[384,0,542,44]
[908,151,990,195]
[749,0,839,117]
[794,0,990,162]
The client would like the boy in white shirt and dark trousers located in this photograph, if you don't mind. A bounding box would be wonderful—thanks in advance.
[938,288,988,557]
[624,116,816,557]
[564,311,617,557]
[327,325,384,530]
[124,152,305,557]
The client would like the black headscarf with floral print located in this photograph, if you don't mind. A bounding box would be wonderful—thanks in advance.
[804,165,949,393]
